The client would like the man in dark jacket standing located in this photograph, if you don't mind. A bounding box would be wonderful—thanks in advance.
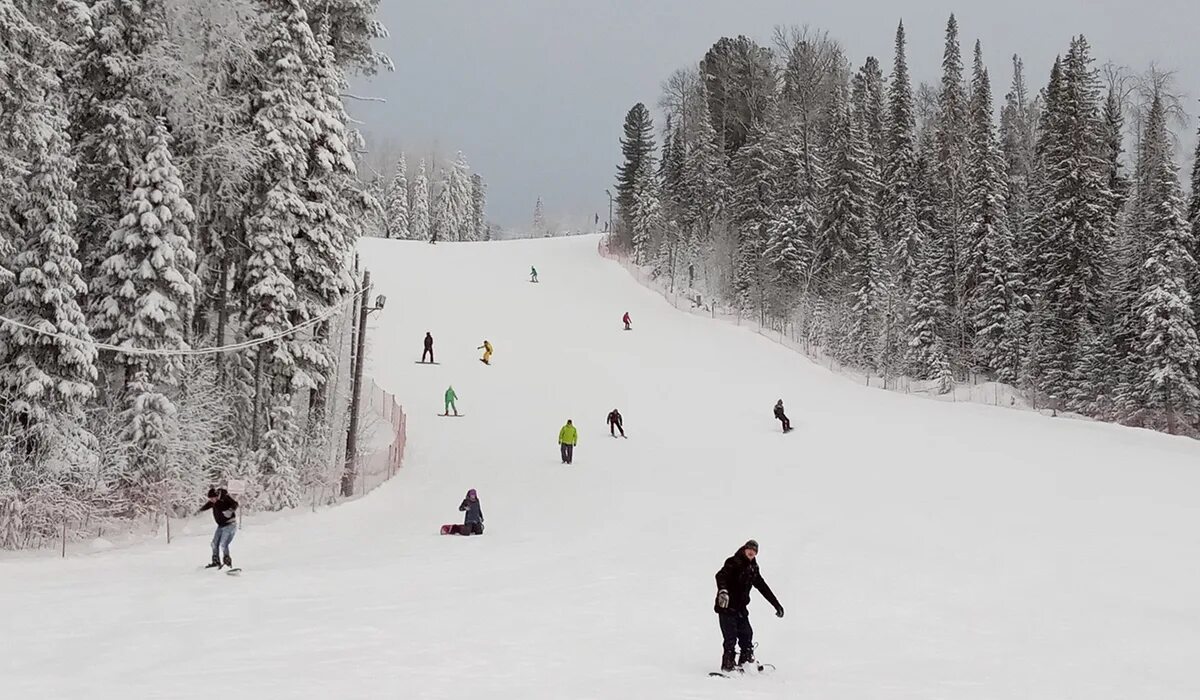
[714,540,783,672]
[606,409,625,438]
[422,332,434,363]
[199,487,239,569]
[773,399,792,433]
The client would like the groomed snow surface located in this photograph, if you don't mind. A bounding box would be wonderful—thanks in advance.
[3,234,1200,699]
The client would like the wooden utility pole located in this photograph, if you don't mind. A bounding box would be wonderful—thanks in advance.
[342,270,372,496]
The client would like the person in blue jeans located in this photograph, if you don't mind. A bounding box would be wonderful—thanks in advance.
[199,487,239,568]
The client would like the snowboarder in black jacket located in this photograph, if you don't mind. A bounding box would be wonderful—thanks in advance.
[606,409,625,438]
[422,332,434,363]
[773,399,792,433]
[451,488,484,535]
[714,540,783,671]
[198,487,238,568]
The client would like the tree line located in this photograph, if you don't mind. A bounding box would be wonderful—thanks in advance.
[612,16,1200,437]
[0,0,386,548]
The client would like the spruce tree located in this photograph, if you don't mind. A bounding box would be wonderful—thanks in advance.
[630,159,663,265]
[731,117,780,311]
[93,122,200,387]
[615,103,655,249]
[0,98,99,421]
[386,154,409,238]
[411,159,431,241]
[933,14,971,368]
[884,21,920,292]
[965,55,1017,377]
[1122,92,1200,432]
[999,55,1037,250]
[533,197,546,237]
[470,174,486,242]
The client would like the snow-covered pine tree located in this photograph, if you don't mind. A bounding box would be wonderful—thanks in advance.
[883,21,921,292]
[904,241,941,379]
[730,116,780,312]
[999,55,1038,255]
[1118,91,1200,432]
[843,90,885,368]
[431,168,450,243]
[933,14,971,370]
[447,151,474,240]
[630,158,663,265]
[614,103,655,250]
[291,22,360,407]
[0,10,98,422]
[965,48,1017,378]
[385,153,409,238]
[815,91,870,301]
[115,370,177,515]
[470,174,486,242]
[243,0,309,412]
[1030,37,1115,399]
[302,0,389,74]
[411,159,431,241]
[532,197,546,237]
[681,82,728,250]
[68,0,163,297]
[1101,85,1130,223]
[256,402,301,510]
[92,120,200,389]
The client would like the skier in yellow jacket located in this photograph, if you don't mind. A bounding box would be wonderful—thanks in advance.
[478,340,493,365]
[558,419,578,464]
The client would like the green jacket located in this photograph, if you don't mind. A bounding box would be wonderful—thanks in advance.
[558,423,577,445]
[445,387,457,403]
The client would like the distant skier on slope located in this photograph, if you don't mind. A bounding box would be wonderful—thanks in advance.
[530,266,538,283]
[198,487,238,569]
[443,385,459,416]
[421,332,434,363]
[773,399,792,433]
[622,311,632,330]
[606,408,625,438]
[714,540,783,672]
[478,340,493,365]
[558,419,578,464]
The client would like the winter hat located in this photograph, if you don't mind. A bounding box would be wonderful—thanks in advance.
[743,539,759,552]
[207,487,218,498]
[467,489,477,499]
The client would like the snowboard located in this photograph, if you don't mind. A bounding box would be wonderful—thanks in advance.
[415,361,440,365]
[709,662,775,678]
[782,427,794,433]
[225,568,243,576]
[440,524,473,535]
[437,413,466,417]
[479,359,490,365]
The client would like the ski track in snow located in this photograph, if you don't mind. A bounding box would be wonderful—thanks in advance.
[2,234,1199,699]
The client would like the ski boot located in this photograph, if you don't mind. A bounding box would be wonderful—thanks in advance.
[720,651,736,673]
[205,558,221,569]
[738,646,755,667]
[223,554,233,568]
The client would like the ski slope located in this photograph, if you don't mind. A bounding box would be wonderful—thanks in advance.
[3,234,1200,699]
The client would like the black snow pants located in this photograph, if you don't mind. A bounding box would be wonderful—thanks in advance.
[560,443,574,464]
[775,412,791,431]
[610,421,624,437]
[422,347,434,363]
[718,609,753,656]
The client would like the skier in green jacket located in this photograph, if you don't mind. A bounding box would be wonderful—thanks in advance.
[443,386,458,416]
[558,419,577,464]
[530,266,538,283]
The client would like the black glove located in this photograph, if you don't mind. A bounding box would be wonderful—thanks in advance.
[774,605,785,618]
[716,589,729,609]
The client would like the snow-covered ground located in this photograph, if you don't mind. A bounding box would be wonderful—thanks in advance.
[3,234,1199,699]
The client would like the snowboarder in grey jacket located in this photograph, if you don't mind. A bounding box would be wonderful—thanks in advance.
[455,489,484,535]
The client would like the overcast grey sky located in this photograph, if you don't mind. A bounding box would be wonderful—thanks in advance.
[350,0,1199,230]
